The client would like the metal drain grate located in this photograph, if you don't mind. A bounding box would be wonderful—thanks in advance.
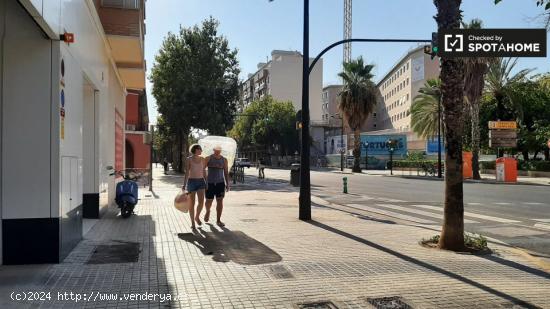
[87,241,140,264]
[265,264,294,279]
[295,301,338,309]
[366,296,412,309]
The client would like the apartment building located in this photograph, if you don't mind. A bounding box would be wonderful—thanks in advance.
[240,50,323,122]
[364,45,440,151]
[0,0,146,264]
[95,0,151,171]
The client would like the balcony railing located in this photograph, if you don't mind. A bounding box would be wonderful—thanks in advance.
[102,0,140,10]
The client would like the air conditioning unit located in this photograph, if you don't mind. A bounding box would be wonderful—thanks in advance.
[143,132,152,145]
[126,124,136,131]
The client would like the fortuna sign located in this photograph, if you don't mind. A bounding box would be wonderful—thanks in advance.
[438,29,546,58]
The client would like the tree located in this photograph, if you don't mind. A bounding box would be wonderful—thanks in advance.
[228,96,298,156]
[150,17,240,171]
[338,57,378,173]
[434,0,466,251]
[462,18,492,180]
[411,79,442,139]
[485,58,532,122]
[495,0,550,30]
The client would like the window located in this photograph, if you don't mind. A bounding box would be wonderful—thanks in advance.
[102,0,140,9]
[406,78,409,86]
[373,124,377,128]
[373,112,377,119]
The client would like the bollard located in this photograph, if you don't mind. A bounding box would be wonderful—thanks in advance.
[343,177,348,194]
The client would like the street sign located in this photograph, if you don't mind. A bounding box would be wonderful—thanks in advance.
[488,121,517,129]
[490,139,517,148]
[489,130,517,139]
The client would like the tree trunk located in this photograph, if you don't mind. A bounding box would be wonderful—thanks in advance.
[435,0,465,251]
[470,102,481,180]
[352,129,361,173]
[544,148,549,161]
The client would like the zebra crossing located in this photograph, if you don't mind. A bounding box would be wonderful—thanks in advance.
[335,194,549,229]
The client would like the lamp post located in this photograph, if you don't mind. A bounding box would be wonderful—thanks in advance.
[331,114,345,172]
[149,125,154,191]
[386,139,395,175]
[363,141,369,170]
[437,96,442,178]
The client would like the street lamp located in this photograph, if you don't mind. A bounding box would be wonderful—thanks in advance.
[363,141,369,170]
[331,114,345,172]
[386,139,396,175]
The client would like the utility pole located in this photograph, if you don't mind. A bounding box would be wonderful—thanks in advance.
[149,125,154,191]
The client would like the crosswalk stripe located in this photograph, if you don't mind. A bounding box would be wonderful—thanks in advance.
[411,204,520,223]
[376,204,478,224]
[534,223,550,231]
[347,204,436,225]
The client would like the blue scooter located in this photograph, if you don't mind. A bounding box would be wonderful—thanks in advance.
[112,170,139,218]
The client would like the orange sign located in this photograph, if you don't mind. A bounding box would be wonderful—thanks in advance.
[488,121,517,129]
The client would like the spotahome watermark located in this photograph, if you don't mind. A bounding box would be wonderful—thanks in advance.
[438,29,546,57]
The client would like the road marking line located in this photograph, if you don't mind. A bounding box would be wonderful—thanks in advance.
[494,202,512,205]
[380,198,406,203]
[534,223,550,231]
[376,204,478,224]
[411,204,520,223]
[467,202,482,205]
[534,219,550,223]
[523,202,544,205]
[347,204,435,225]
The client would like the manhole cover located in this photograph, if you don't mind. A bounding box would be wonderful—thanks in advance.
[240,219,258,222]
[265,264,294,279]
[366,296,412,309]
[87,241,140,264]
[295,301,338,309]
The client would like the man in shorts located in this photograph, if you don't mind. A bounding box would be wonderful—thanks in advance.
[204,145,230,227]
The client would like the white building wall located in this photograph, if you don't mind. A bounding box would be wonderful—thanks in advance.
[0,0,125,264]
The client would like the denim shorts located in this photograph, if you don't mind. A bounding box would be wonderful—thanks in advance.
[187,178,206,192]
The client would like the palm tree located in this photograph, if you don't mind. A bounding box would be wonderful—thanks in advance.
[411,79,442,139]
[338,56,377,173]
[485,58,533,121]
[434,0,466,251]
[462,18,492,180]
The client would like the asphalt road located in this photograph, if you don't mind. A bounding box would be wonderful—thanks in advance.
[248,168,550,255]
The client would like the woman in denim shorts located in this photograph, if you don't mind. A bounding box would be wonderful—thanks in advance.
[183,144,206,229]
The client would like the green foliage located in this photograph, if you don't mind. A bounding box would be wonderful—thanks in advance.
[393,160,440,169]
[411,79,441,139]
[150,17,240,136]
[480,160,550,172]
[338,57,378,130]
[228,96,298,155]
[406,151,426,161]
[464,233,488,251]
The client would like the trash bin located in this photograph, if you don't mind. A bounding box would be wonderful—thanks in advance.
[463,151,473,179]
[496,157,517,183]
[290,163,300,187]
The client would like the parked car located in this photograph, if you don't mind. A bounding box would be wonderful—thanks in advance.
[235,158,251,168]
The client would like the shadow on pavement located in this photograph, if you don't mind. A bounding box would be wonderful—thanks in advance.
[178,224,282,265]
[307,220,542,309]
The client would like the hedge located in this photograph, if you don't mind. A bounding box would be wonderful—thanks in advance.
[393,160,441,169]
[480,160,550,172]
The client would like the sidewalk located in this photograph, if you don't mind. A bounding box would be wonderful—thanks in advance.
[1,166,549,308]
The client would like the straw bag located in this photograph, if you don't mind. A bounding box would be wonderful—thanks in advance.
[174,189,190,213]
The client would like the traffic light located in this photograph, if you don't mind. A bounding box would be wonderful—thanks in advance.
[424,32,439,60]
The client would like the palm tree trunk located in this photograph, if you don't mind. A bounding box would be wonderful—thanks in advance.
[435,0,465,251]
[353,129,361,173]
[470,102,481,179]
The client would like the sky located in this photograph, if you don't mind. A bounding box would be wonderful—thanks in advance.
[144,0,550,124]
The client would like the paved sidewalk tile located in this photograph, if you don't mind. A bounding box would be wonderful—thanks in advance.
[1,167,549,308]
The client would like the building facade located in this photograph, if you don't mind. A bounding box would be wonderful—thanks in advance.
[240,50,323,123]
[0,0,145,265]
[365,46,441,152]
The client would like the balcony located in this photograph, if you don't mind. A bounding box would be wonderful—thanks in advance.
[96,0,146,90]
